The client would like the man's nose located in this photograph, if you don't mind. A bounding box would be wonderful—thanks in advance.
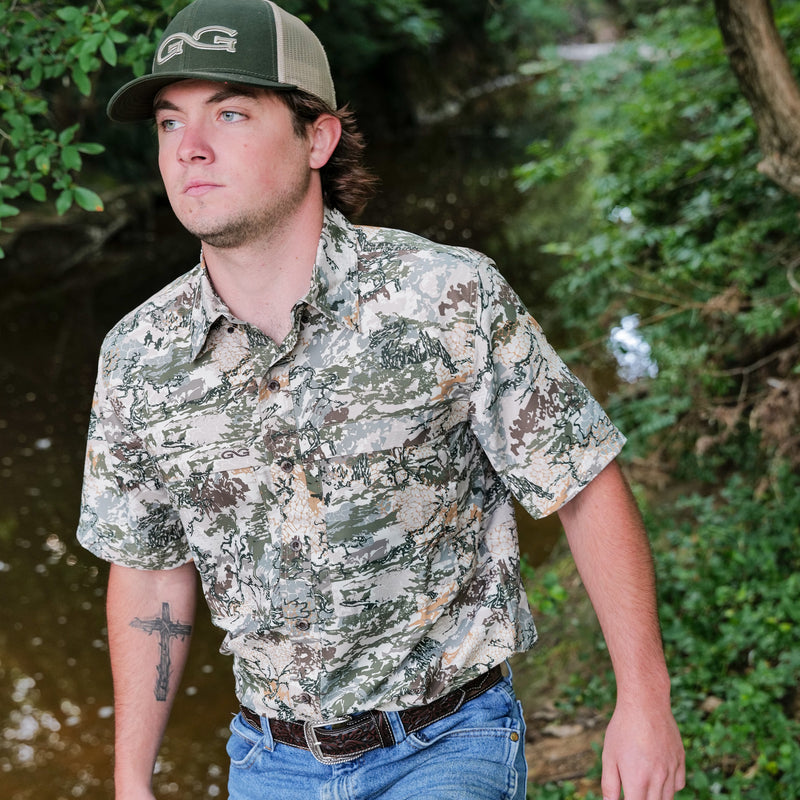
[176,123,213,163]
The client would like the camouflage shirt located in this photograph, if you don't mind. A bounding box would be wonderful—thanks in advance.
[78,208,624,723]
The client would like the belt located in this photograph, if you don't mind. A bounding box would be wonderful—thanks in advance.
[240,664,504,764]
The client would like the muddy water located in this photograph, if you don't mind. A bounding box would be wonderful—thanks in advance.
[0,80,602,799]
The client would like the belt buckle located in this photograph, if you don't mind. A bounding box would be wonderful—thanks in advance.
[303,718,358,765]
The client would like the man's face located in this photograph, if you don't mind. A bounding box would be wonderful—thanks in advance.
[154,80,314,249]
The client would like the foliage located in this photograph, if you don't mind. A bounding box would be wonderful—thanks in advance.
[516,4,800,472]
[0,1,183,256]
[520,557,569,616]
[532,464,800,799]
[526,780,600,800]
[2,3,108,252]
[657,465,800,797]
[516,5,800,797]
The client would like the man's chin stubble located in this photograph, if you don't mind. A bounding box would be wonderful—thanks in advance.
[184,218,259,250]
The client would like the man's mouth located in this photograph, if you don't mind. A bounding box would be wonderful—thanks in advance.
[183,180,220,196]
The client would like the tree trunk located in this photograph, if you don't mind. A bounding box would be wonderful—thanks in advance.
[713,0,800,199]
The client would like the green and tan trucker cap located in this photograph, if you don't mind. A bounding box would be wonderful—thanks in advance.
[107,0,336,122]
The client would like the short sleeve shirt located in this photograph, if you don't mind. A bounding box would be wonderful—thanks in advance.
[78,208,624,722]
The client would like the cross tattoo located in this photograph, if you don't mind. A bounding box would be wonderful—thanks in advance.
[130,602,193,701]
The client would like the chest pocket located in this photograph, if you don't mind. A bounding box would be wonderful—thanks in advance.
[315,404,468,552]
[147,416,270,518]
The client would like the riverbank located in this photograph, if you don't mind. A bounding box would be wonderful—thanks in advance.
[513,539,611,796]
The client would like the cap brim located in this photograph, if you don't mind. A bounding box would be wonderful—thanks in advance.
[106,71,299,123]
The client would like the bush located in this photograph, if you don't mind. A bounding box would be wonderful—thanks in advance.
[657,465,800,797]
[515,5,800,797]
[515,4,800,470]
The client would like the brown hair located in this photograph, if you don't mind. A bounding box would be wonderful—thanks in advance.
[278,91,379,218]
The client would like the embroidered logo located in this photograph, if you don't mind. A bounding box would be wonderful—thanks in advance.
[157,26,238,64]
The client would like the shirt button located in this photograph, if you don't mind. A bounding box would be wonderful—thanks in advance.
[280,459,294,473]
[227,325,235,334]
[296,620,310,631]
[290,538,302,553]
[266,379,280,392]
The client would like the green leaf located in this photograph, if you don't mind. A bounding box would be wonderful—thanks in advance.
[55,189,74,216]
[73,185,104,212]
[71,66,92,96]
[75,142,105,156]
[61,145,82,172]
[26,61,43,88]
[29,183,47,202]
[0,202,20,218]
[56,7,83,23]
[58,124,80,146]
[100,36,117,66]
[85,32,105,51]
[78,48,97,74]
[34,153,51,175]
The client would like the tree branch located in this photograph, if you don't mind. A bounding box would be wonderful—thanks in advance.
[713,0,800,198]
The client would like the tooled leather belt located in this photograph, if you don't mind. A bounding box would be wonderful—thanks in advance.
[239,664,504,764]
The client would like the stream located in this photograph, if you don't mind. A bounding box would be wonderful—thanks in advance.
[0,77,613,799]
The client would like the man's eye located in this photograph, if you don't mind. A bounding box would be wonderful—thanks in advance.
[220,110,245,122]
[159,119,183,132]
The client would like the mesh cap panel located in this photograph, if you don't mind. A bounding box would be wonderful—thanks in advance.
[270,1,336,110]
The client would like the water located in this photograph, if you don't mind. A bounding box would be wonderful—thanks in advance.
[0,79,600,798]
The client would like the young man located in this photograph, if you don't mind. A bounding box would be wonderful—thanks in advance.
[78,1,685,798]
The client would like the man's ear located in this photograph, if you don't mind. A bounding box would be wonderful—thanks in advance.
[308,113,342,170]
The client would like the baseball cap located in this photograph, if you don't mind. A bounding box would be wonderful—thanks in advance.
[107,0,336,122]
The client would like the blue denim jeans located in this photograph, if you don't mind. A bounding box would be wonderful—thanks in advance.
[226,670,528,800]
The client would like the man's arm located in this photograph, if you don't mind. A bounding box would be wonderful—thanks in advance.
[557,459,685,800]
[107,561,198,800]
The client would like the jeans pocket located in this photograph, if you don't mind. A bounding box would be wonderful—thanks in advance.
[409,679,519,743]
[407,684,522,751]
[227,713,265,770]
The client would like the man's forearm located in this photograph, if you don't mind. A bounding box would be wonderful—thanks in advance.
[557,459,685,799]
[107,561,197,797]
[558,459,669,696]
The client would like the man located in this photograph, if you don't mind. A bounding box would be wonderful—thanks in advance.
[77,1,685,798]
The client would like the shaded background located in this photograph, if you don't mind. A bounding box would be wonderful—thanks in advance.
[1,74,602,798]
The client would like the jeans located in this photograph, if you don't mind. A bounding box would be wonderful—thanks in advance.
[226,670,528,800]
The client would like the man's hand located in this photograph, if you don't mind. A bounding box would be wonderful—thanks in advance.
[601,697,685,799]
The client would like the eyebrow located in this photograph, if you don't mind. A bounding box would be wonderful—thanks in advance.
[153,83,261,114]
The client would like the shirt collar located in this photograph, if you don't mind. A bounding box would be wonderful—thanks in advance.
[188,207,361,361]
[304,207,361,332]
[189,252,230,361]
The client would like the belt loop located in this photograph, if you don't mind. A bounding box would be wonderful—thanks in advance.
[385,710,407,744]
[258,713,275,751]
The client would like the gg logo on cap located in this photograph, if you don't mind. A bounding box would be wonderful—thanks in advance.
[156,26,239,65]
